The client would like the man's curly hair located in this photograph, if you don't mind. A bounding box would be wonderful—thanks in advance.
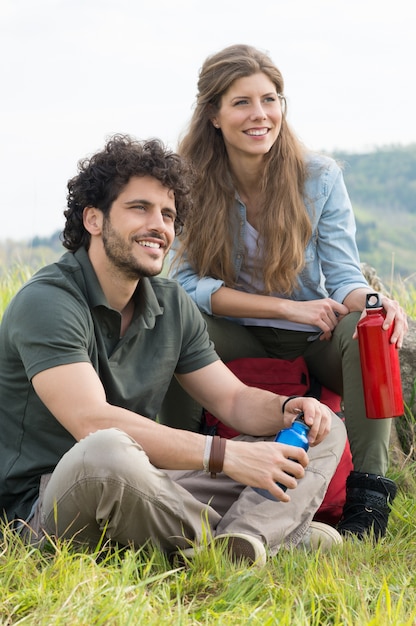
[62,134,193,251]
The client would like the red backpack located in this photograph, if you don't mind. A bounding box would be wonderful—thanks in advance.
[202,356,353,525]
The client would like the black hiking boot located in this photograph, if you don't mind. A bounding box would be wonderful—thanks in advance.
[337,471,397,540]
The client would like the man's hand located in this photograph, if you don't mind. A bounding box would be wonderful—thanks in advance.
[223,438,308,502]
[280,396,333,446]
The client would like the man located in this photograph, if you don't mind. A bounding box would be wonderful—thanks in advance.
[0,135,346,565]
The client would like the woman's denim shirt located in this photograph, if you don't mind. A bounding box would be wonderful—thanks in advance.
[169,153,368,316]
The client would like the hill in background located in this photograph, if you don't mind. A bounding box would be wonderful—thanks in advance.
[332,144,416,288]
[1,144,415,286]
[0,232,63,276]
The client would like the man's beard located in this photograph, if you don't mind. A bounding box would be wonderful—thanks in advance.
[102,217,165,280]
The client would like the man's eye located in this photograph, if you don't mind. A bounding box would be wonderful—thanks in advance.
[163,212,175,221]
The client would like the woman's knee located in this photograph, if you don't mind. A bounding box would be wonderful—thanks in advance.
[334,312,361,347]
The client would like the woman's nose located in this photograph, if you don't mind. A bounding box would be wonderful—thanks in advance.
[250,101,267,120]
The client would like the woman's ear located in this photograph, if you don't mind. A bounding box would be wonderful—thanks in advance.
[83,206,103,235]
[211,118,220,129]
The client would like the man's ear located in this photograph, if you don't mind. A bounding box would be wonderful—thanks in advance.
[83,206,103,235]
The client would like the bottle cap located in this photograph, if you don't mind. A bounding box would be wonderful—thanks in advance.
[365,293,382,309]
[293,412,309,430]
[294,412,305,423]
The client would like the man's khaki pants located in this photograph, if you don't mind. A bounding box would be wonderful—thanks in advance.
[30,420,346,555]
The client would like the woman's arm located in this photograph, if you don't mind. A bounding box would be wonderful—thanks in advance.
[211,286,348,332]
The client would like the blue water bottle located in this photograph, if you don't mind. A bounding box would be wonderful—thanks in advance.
[254,413,310,500]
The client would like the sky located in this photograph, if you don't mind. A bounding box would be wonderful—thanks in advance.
[1,0,415,242]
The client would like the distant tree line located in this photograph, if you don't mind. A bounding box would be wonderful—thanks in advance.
[333,144,416,214]
[1,145,415,284]
[31,231,62,252]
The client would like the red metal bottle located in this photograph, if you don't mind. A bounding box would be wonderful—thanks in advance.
[357,293,404,418]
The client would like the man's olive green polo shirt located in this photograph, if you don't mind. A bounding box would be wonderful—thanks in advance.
[0,247,218,522]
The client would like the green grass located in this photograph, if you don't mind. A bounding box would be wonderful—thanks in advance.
[1,493,416,625]
[0,265,35,320]
[1,263,416,624]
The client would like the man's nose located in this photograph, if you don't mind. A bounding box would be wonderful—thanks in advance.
[147,208,167,231]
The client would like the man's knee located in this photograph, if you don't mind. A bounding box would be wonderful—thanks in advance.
[47,428,146,493]
[77,427,134,458]
[328,413,348,459]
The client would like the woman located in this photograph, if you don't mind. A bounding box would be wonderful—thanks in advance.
[161,44,408,540]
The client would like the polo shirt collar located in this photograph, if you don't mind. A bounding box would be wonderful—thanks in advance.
[73,247,163,328]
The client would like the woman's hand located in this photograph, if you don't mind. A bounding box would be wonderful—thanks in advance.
[283,298,349,340]
[352,295,408,348]
[344,288,407,348]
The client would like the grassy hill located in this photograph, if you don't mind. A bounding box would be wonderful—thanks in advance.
[333,145,416,287]
[353,204,416,288]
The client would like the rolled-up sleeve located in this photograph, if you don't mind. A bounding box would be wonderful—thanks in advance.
[167,248,224,314]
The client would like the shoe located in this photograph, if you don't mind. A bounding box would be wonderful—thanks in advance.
[300,521,343,551]
[337,471,397,541]
[174,532,267,567]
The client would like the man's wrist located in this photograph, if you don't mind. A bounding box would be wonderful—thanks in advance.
[281,395,300,415]
[209,435,226,478]
[203,435,213,474]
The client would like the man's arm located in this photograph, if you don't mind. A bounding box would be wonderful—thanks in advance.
[176,360,332,445]
[32,361,206,471]
[32,359,336,502]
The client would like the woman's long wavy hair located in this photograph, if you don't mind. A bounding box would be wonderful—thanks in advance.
[176,44,312,295]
